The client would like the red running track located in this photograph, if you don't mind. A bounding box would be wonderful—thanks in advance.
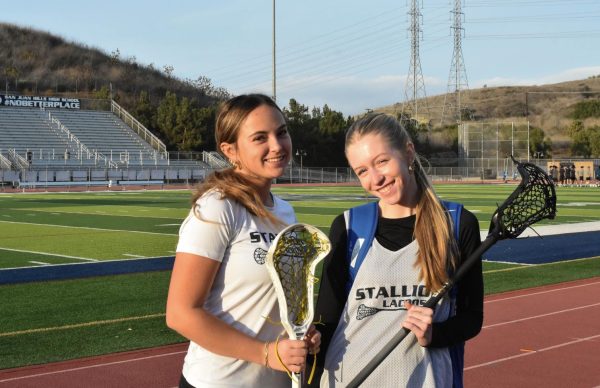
[1,277,599,387]
[0,343,187,388]
[464,277,600,388]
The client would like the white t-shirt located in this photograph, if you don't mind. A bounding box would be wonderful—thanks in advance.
[176,190,296,388]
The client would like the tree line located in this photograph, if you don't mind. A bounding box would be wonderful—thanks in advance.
[4,23,600,161]
[126,90,353,167]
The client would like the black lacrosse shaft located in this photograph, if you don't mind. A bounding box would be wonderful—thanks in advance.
[347,236,498,388]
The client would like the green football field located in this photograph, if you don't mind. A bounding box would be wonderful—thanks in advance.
[1,184,598,268]
[1,184,599,369]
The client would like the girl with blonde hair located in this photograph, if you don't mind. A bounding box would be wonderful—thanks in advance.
[312,113,483,387]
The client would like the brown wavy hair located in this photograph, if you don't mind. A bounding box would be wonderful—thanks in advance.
[345,113,458,292]
[191,94,285,226]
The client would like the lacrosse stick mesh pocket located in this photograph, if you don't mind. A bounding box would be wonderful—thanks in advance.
[493,161,557,239]
[269,225,330,329]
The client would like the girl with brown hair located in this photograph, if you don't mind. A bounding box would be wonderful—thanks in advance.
[166,94,320,387]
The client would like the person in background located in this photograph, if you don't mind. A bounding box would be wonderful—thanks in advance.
[312,113,483,387]
[568,164,576,186]
[166,93,320,388]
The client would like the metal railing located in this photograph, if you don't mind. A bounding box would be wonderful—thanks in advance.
[7,148,29,169]
[0,152,12,169]
[2,155,598,185]
[47,112,118,169]
[111,100,168,160]
[202,151,230,169]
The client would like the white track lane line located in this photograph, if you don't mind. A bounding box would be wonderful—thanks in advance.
[483,302,600,329]
[485,280,600,304]
[465,333,600,370]
[468,281,600,371]
[0,350,186,383]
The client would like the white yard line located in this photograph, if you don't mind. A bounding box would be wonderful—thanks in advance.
[479,220,600,240]
[1,256,172,271]
[13,208,180,219]
[0,220,176,236]
[0,247,97,262]
[483,260,533,266]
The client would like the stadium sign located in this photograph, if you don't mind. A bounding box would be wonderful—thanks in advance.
[0,94,80,109]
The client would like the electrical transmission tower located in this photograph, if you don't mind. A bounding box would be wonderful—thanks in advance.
[442,0,469,123]
[402,0,429,122]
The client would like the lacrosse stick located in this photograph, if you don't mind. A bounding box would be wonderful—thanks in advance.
[347,157,557,388]
[265,223,331,388]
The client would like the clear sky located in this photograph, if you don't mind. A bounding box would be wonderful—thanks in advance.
[3,0,600,116]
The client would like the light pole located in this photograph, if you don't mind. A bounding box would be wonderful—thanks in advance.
[296,149,306,183]
[272,0,276,102]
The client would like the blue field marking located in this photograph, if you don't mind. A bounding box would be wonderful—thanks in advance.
[483,231,600,264]
[2,232,598,284]
[0,256,174,285]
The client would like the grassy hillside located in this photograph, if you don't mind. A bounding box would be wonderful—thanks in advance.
[1,22,599,158]
[0,23,232,151]
[0,23,221,110]
[377,78,600,157]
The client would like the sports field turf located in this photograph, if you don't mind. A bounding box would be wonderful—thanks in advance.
[1,184,599,369]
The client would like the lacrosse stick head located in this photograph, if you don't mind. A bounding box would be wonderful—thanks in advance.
[266,223,331,340]
[490,156,557,240]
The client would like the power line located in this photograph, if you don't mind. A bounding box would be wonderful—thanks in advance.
[466,12,600,23]
[442,0,469,124]
[199,1,599,114]
[202,9,405,80]
[467,30,600,40]
[403,0,429,120]
[465,0,599,7]
[214,21,405,86]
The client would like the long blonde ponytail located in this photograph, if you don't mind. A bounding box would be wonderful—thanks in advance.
[345,113,458,292]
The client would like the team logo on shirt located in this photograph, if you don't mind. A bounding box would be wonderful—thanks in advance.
[354,284,430,320]
[249,231,276,243]
[357,304,406,320]
[249,231,275,265]
[254,248,267,264]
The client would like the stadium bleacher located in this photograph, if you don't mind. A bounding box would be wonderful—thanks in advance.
[0,101,209,187]
[47,109,160,166]
[0,107,76,162]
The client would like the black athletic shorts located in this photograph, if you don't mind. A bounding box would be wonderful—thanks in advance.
[179,374,194,388]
